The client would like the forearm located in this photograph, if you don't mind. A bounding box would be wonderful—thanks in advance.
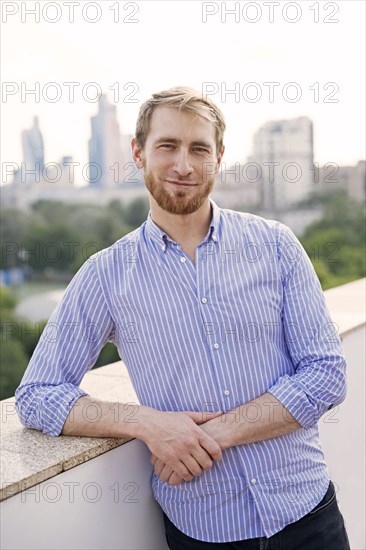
[61,396,152,439]
[151,393,302,485]
[201,392,302,450]
[65,401,224,484]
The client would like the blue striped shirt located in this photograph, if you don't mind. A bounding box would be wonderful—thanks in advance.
[15,198,347,542]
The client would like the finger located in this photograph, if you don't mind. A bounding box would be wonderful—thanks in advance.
[201,410,224,422]
[183,411,224,424]
[168,471,185,486]
[159,464,174,483]
[199,410,224,423]
[154,457,195,482]
[191,447,213,472]
[182,411,209,424]
[150,454,158,465]
[173,460,195,481]
[181,454,204,477]
[198,432,223,462]
[154,458,166,477]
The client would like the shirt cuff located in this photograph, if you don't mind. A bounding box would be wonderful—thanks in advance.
[267,374,318,430]
[18,384,90,437]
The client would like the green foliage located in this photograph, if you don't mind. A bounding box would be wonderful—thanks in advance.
[0,208,30,269]
[93,342,120,369]
[0,199,145,273]
[124,197,149,227]
[300,194,366,289]
[0,287,17,310]
[26,222,81,271]
[31,200,79,225]
[0,339,29,400]
[0,288,28,399]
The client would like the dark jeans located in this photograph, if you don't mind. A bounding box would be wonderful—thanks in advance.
[163,480,350,550]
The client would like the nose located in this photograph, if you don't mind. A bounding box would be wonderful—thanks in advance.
[173,149,193,176]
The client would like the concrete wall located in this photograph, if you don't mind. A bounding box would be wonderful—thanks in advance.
[1,439,169,550]
[318,325,366,550]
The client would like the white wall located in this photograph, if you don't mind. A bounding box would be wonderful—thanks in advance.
[318,326,366,550]
[1,439,169,550]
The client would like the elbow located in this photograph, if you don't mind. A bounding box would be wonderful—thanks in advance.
[332,358,348,407]
[15,383,33,430]
[15,383,44,432]
[15,381,88,437]
[320,359,348,417]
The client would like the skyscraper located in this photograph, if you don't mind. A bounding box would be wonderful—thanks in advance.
[88,94,127,187]
[252,117,314,210]
[20,116,45,184]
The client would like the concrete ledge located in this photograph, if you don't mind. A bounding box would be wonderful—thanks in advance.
[323,277,365,337]
[0,362,140,501]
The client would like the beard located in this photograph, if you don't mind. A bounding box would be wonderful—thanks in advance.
[143,168,216,215]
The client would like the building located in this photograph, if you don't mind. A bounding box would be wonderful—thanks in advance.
[316,160,366,202]
[17,116,45,184]
[88,94,128,187]
[252,117,314,210]
[211,162,261,211]
[0,179,148,211]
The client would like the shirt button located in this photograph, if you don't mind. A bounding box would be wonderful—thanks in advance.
[224,389,230,396]
[161,245,165,251]
[213,343,220,349]
[251,478,257,484]
[212,234,217,241]
[201,297,207,303]
[180,257,186,263]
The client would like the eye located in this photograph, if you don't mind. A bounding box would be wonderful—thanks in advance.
[160,144,175,149]
[193,147,210,153]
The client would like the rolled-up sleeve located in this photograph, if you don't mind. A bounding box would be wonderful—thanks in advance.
[267,224,347,430]
[15,257,115,436]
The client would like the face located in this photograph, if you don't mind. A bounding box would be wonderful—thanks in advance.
[132,106,224,215]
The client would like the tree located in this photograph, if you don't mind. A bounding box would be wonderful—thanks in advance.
[25,222,81,272]
[0,209,30,269]
[300,194,366,289]
[0,340,29,400]
[124,197,149,227]
[0,287,17,310]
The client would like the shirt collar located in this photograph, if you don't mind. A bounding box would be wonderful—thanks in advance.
[145,197,221,253]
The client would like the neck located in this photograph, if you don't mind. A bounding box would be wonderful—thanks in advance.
[149,197,212,245]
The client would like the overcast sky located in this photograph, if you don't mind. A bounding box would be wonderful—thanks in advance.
[2,0,365,182]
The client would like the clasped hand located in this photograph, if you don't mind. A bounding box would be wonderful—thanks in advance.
[145,408,231,486]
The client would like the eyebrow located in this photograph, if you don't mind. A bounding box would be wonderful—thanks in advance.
[154,137,213,150]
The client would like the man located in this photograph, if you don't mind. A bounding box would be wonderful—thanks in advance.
[16,87,350,549]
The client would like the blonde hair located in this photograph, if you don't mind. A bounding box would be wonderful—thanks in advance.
[135,86,226,155]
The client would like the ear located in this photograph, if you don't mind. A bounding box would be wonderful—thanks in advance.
[214,145,225,175]
[131,137,144,169]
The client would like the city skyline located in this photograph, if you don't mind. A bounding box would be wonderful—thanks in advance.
[3,83,365,182]
[3,96,364,222]
[7,97,364,199]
